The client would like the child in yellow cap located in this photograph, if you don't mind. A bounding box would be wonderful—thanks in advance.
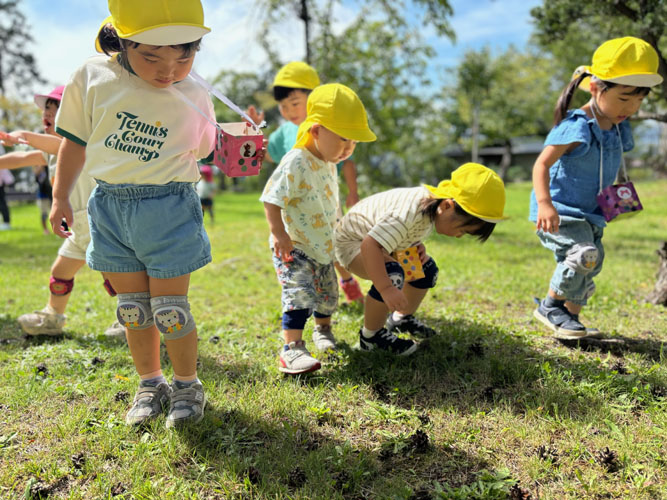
[248,62,366,304]
[530,37,662,339]
[336,163,507,355]
[50,0,217,428]
[260,83,376,374]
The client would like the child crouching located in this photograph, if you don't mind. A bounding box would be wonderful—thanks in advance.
[335,163,507,355]
[261,83,376,374]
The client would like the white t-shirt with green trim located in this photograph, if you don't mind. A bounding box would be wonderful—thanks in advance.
[56,55,215,185]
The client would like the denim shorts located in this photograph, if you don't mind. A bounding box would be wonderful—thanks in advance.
[272,248,338,316]
[537,216,605,305]
[87,181,211,278]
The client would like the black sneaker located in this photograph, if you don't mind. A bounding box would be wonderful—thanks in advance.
[386,314,436,338]
[359,328,418,356]
[533,299,587,339]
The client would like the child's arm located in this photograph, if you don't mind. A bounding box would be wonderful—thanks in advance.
[532,143,575,233]
[49,138,86,238]
[0,150,46,170]
[341,159,360,207]
[361,235,408,312]
[264,202,294,262]
[1,131,61,155]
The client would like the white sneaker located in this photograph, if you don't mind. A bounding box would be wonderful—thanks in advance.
[279,341,321,374]
[18,307,66,336]
[312,324,337,351]
[104,321,127,341]
[0,222,11,230]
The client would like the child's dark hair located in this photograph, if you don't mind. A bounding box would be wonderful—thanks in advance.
[420,197,495,242]
[554,72,651,125]
[273,86,311,102]
[45,98,60,109]
[97,23,201,57]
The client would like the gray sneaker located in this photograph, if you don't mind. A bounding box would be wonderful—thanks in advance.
[105,321,127,341]
[125,381,171,425]
[312,324,337,351]
[18,307,66,336]
[166,380,206,428]
[533,299,587,339]
[279,341,321,374]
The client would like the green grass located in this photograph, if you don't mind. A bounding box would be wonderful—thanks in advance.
[1,181,666,499]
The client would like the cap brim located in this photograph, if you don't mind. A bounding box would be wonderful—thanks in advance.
[325,125,377,143]
[33,95,47,110]
[605,73,663,87]
[124,24,210,46]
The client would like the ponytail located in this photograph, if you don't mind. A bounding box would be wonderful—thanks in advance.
[553,72,588,125]
[97,24,123,55]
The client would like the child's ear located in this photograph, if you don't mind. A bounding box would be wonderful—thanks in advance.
[310,123,321,140]
[437,199,455,214]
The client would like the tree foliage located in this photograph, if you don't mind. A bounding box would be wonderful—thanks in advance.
[530,0,667,121]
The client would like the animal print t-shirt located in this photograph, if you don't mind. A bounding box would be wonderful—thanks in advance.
[260,148,339,264]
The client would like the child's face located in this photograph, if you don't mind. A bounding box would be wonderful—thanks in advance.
[592,84,647,124]
[311,125,357,163]
[42,100,59,135]
[434,200,483,238]
[125,44,195,88]
[278,90,309,125]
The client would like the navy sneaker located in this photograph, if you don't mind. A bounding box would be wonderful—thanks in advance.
[359,327,418,356]
[533,299,587,339]
[386,314,436,338]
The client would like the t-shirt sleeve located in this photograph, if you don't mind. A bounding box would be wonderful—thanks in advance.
[367,213,410,254]
[259,156,298,209]
[545,115,591,157]
[267,127,287,165]
[54,66,90,147]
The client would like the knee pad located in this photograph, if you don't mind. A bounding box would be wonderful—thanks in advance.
[406,258,439,289]
[282,308,312,330]
[116,292,154,330]
[151,296,195,340]
[564,243,598,275]
[50,276,74,296]
[368,261,405,302]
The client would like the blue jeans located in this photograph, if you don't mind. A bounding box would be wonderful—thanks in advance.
[537,216,604,305]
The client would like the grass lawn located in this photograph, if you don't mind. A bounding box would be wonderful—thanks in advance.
[0,180,666,499]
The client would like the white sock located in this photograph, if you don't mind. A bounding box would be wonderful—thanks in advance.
[392,312,407,322]
[362,327,380,338]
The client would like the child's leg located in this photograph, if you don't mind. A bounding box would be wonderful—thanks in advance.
[48,256,86,314]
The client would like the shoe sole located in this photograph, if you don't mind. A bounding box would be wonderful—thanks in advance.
[278,361,322,375]
[22,328,64,336]
[533,309,601,339]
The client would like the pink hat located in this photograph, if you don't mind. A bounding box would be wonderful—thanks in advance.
[200,164,214,182]
[34,85,65,110]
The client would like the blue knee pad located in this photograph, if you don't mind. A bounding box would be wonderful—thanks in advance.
[116,292,154,330]
[282,308,312,330]
[150,296,196,340]
[407,258,439,289]
[368,261,405,302]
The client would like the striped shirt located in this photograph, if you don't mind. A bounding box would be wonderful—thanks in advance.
[335,187,434,267]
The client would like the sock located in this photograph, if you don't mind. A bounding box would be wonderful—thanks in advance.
[43,304,59,315]
[173,377,199,389]
[362,327,380,338]
[392,312,407,322]
[140,375,167,387]
[544,296,565,308]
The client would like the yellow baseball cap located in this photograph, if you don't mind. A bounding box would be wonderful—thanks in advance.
[295,83,376,148]
[423,163,508,223]
[95,0,210,52]
[273,62,320,90]
[574,36,662,91]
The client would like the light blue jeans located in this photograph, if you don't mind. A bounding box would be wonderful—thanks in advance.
[536,216,605,305]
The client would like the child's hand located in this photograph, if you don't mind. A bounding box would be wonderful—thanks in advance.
[272,232,294,262]
[0,131,28,146]
[536,202,560,233]
[49,197,73,239]
[415,243,429,264]
[246,106,265,128]
[380,286,408,312]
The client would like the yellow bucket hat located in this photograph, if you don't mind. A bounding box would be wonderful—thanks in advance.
[423,163,508,223]
[295,83,376,148]
[574,36,662,91]
[273,62,320,90]
[95,0,210,52]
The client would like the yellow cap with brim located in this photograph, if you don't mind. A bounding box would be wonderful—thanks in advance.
[295,83,376,148]
[573,36,663,92]
[423,163,508,223]
[95,0,210,53]
[273,62,320,90]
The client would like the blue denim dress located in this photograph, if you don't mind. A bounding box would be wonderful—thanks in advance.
[529,109,634,228]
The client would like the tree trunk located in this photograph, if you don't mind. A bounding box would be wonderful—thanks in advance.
[497,139,512,181]
[471,105,479,163]
[647,241,667,306]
